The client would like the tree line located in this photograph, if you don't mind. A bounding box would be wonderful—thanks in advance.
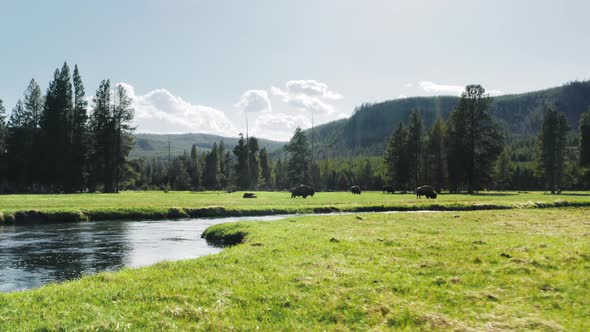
[383,85,590,193]
[111,84,590,193]
[0,63,135,193]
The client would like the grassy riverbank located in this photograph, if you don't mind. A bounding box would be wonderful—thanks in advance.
[2,190,590,223]
[1,208,589,330]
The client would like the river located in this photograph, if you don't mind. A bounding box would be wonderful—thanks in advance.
[0,215,290,293]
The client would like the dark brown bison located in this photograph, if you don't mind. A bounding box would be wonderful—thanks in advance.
[416,185,437,199]
[382,185,395,194]
[243,192,257,198]
[350,185,361,195]
[290,184,315,198]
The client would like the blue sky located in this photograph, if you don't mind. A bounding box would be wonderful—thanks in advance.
[1,0,589,140]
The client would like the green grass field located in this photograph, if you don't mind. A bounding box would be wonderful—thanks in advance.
[2,190,590,223]
[1,208,588,330]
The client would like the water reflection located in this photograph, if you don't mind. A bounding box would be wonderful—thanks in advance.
[0,215,287,293]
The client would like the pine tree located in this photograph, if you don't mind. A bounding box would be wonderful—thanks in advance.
[0,99,9,184]
[425,117,447,191]
[446,85,503,193]
[39,63,74,192]
[248,137,260,189]
[259,147,272,188]
[383,122,409,192]
[538,107,568,193]
[285,128,311,187]
[190,144,200,189]
[494,149,513,190]
[112,84,135,192]
[579,110,590,167]
[23,79,43,128]
[89,80,114,192]
[233,134,249,189]
[407,110,424,189]
[71,65,89,192]
[203,142,220,189]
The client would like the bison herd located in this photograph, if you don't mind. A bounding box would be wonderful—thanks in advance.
[241,184,439,199]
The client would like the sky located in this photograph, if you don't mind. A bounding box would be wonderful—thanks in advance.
[1,0,589,141]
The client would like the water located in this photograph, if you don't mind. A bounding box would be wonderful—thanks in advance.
[0,215,289,293]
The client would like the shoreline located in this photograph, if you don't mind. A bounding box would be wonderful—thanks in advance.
[2,199,589,224]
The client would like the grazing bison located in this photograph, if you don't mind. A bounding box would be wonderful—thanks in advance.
[290,184,315,198]
[350,185,361,195]
[243,192,257,198]
[382,185,395,194]
[416,185,437,199]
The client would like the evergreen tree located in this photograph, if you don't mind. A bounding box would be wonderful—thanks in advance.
[259,147,272,188]
[285,128,311,186]
[383,122,409,192]
[248,137,260,189]
[71,65,89,192]
[274,158,287,190]
[88,80,113,192]
[23,79,43,128]
[407,110,424,189]
[425,117,447,191]
[112,84,135,192]
[446,85,503,193]
[579,110,590,167]
[39,63,74,192]
[494,149,513,190]
[537,107,568,193]
[0,99,7,184]
[233,134,249,189]
[218,141,228,188]
[190,144,200,189]
[203,142,220,189]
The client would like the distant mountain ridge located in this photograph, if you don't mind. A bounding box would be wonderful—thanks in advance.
[304,80,590,157]
[130,133,286,159]
[131,81,590,160]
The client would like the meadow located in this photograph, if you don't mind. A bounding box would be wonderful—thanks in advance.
[0,208,588,330]
[2,190,590,223]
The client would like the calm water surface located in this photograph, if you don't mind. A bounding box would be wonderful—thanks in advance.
[0,215,288,292]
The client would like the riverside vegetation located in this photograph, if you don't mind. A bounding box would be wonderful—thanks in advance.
[2,191,590,223]
[0,208,588,330]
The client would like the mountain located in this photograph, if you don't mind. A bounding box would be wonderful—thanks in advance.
[130,133,286,159]
[305,81,590,157]
[130,81,590,160]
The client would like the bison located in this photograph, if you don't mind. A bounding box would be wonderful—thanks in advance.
[350,185,361,195]
[416,185,437,199]
[243,192,257,198]
[382,185,395,194]
[290,184,315,198]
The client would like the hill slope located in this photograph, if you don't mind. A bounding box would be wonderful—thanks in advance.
[306,81,590,157]
[130,133,285,159]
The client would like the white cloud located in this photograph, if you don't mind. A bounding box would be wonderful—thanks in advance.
[119,83,238,136]
[419,81,465,95]
[418,81,503,96]
[404,82,413,88]
[234,89,272,113]
[252,112,311,141]
[271,80,343,114]
[396,94,408,99]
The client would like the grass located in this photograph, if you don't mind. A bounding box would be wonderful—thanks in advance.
[2,190,590,223]
[1,208,589,330]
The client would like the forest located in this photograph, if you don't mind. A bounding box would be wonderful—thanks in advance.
[1,65,590,193]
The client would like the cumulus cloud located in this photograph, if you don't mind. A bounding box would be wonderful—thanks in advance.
[234,89,272,113]
[271,79,343,114]
[119,83,238,136]
[418,81,504,96]
[252,112,311,141]
[419,81,465,95]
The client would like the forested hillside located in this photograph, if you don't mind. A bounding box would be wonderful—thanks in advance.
[131,133,285,159]
[306,81,590,157]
